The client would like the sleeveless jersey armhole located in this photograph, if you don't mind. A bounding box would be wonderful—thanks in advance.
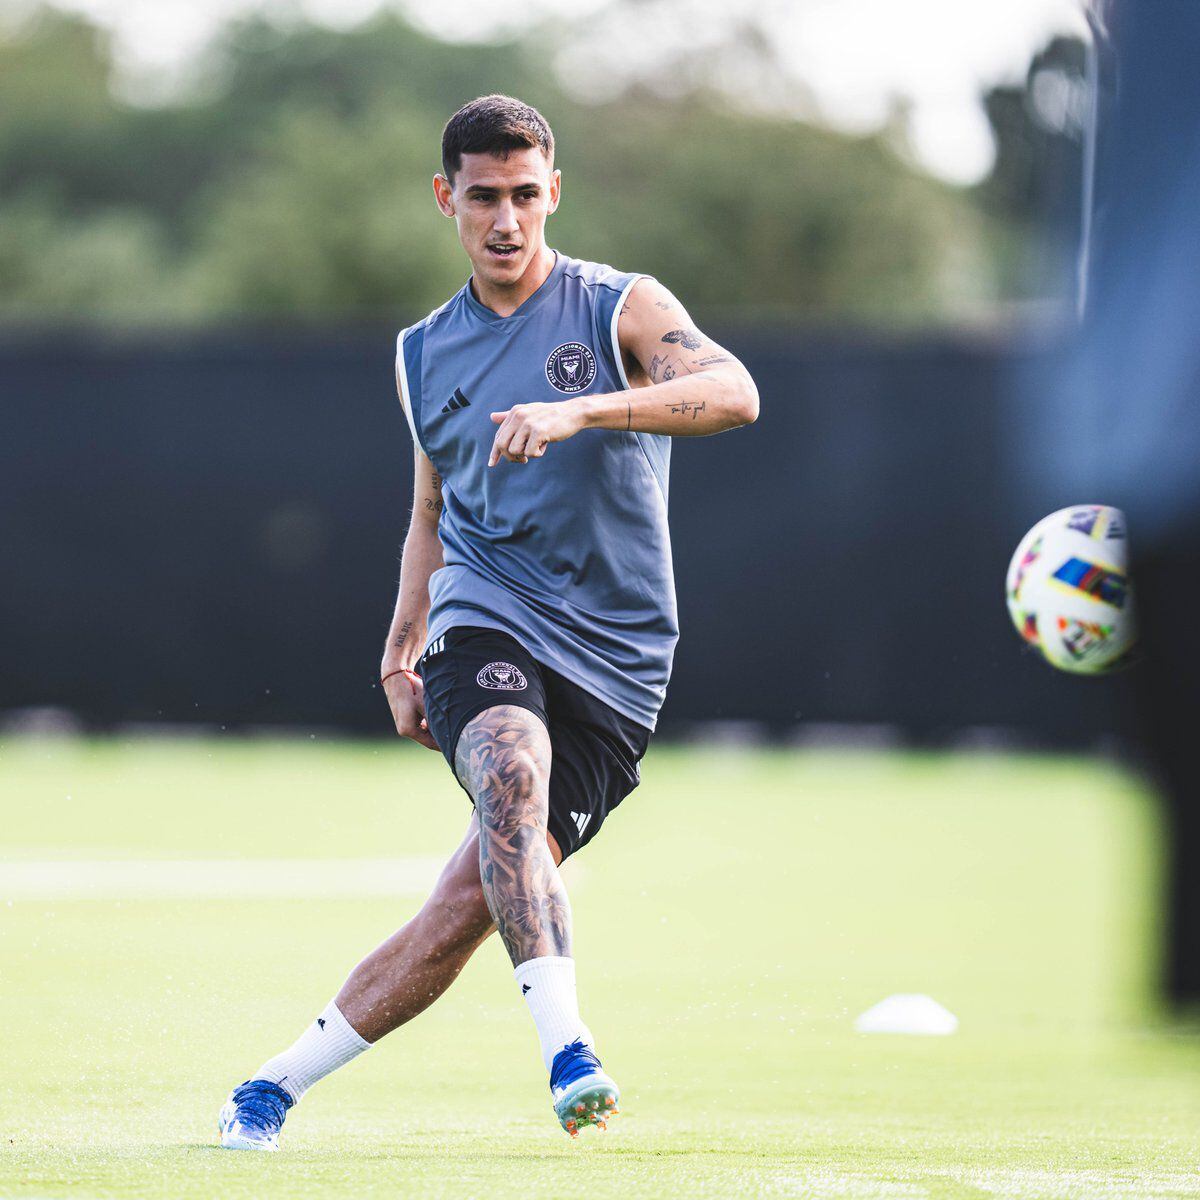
[395,327,425,455]
[608,274,644,392]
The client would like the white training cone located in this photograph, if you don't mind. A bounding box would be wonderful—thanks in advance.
[854,994,958,1036]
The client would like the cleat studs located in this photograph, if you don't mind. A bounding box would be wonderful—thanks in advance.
[575,1103,586,1114]
[605,1096,616,1107]
[589,1100,598,1110]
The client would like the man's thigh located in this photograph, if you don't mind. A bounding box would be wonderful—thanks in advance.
[420,625,650,860]
[420,626,550,782]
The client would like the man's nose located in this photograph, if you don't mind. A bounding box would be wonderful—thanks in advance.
[493,199,519,234]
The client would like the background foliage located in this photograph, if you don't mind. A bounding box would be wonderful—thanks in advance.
[0,7,1084,326]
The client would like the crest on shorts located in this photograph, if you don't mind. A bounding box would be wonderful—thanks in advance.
[545,342,597,394]
[476,661,528,690]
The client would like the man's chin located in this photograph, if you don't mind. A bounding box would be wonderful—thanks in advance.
[474,250,531,287]
[475,258,518,283]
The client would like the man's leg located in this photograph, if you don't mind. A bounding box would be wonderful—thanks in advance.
[220,816,562,1149]
[454,704,618,1134]
[455,705,568,964]
[333,822,498,1042]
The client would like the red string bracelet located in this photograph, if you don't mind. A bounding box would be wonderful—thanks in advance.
[380,666,421,694]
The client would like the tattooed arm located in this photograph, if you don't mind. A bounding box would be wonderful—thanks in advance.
[488,278,757,463]
[380,441,445,749]
[608,276,759,433]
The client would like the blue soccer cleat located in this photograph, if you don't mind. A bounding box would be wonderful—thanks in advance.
[218,1079,294,1151]
[549,1040,620,1137]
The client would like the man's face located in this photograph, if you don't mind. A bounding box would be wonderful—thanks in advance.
[433,148,560,289]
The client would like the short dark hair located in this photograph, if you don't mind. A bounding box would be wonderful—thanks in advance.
[441,95,555,181]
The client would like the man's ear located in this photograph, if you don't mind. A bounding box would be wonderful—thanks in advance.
[546,169,562,216]
[432,173,455,217]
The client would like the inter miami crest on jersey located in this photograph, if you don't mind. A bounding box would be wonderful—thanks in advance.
[545,342,597,394]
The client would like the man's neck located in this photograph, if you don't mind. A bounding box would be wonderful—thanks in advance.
[471,246,556,318]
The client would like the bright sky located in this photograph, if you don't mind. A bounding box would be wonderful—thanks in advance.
[3,0,1088,183]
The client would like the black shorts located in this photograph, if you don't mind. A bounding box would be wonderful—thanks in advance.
[419,626,652,859]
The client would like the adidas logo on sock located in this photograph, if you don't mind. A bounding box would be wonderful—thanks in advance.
[570,811,592,837]
[441,388,470,414]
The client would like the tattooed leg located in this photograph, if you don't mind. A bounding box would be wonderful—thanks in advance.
[455,704,571,966]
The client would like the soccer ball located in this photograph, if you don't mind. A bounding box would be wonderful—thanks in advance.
[1005,504,1136,674]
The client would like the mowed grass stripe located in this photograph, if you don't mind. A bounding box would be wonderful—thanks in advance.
[0,857,446,899]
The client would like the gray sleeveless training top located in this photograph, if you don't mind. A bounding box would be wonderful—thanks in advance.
[395,251,678,729]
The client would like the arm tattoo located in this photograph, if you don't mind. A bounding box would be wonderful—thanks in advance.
[662,329,703,351]
[392,619,413,649]
[649,353,693,383]
[455,705,571,965]
[424,497,443,513]
[694,354,733,367]
[626,400,631,431]
[668,399,707,420]
[653,299,673,310]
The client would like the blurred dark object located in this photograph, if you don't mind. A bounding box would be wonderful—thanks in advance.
[1072,0,1200,1004]
[979,34,1091,300]
[0,325,1123,747]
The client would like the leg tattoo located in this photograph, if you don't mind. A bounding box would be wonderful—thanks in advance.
[455,705,572,965]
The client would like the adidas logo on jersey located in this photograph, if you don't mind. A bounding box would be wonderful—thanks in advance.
[442,388,470,414]
[569,811,592,837]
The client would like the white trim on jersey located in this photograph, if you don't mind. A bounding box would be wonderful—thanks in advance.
[395,329,422,451]
[609,275,644,392]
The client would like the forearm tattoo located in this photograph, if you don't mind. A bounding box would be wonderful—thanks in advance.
[393,619,413,650]
[454,705,571,965]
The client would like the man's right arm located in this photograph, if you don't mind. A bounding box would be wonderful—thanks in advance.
[380,446,444,749]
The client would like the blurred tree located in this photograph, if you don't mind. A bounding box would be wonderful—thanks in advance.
[0,4,1006,327]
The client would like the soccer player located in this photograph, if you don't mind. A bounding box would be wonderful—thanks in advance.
[219,94,758,1150]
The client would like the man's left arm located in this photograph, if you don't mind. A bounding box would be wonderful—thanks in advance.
[489,278,758,465]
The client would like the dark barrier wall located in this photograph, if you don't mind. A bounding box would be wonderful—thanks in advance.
[0,327,1126,743]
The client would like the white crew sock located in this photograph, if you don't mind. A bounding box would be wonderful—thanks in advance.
[514,955,593,1072]
[253,1000,371,1104]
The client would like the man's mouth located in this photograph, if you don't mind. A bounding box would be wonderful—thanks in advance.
[487,243,520,259]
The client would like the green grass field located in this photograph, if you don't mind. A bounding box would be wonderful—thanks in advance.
[2,738,1197,1199]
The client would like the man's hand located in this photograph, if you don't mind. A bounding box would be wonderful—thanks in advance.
[488,401,585,466]
[381,669,439,750]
